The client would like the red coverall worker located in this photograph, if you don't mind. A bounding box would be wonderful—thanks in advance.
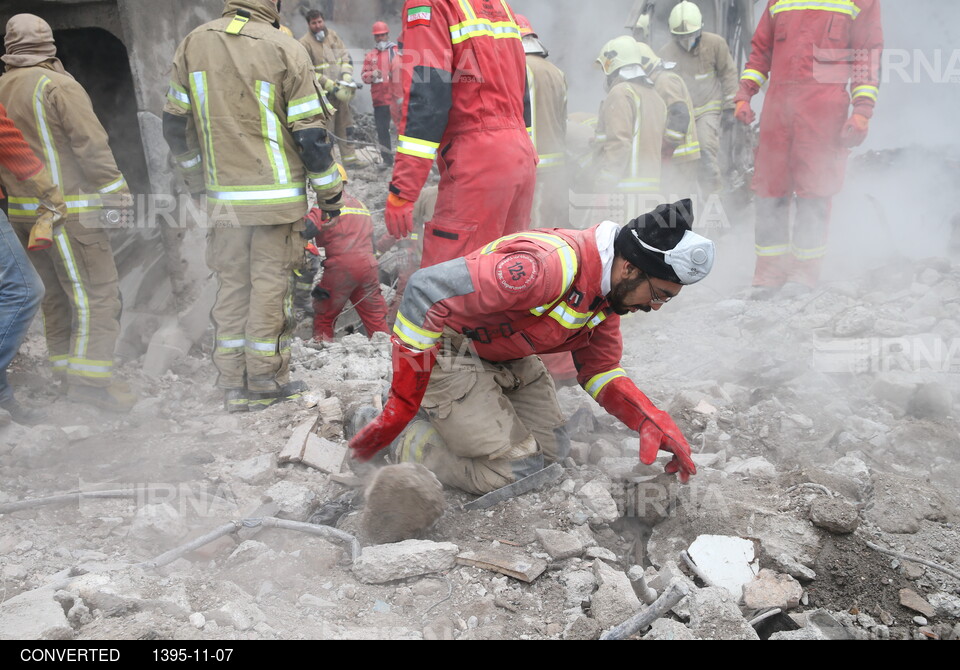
[361,24,403,165]
[734,0,883,289]
[305,193,389,341]
[350,200,716,495]
[386,0,537,268]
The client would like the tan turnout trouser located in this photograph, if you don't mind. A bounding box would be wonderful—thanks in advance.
[397,337,567,495]
[333,98,355,161]
[695,112,722,194]
[15,219,121,387]
[206,222,301,392]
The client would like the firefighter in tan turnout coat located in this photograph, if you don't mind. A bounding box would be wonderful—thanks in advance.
[163,0,343,412]
[0,14,135,412]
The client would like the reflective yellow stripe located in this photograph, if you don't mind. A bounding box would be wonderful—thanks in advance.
[257,80,290,186]
[397,135,439,160]
[9,195,104,217]
[166,82,191,111]
[791,244,828,260]
[770,0,861,18]
[537,153,566,168]
[341,207,370,217]
[216,336,245,353]
[741,69,768,87]
[393,312,442,351]
[527,64,538,149]
[207,186,306,205]
[584,368,626,399]
[67,358,113,379]
[49,355,70,369]
[694,99,724,116]
[695,72,716,81]
[190,71,218,187]
[852,85,879,102]
[755,244,790,257]
[287,94,323,122]
[177,151,202,171]
[587,312,607,329]
[449,19,522,44]
[665,129,686,142]
[308,164,342,190]
[33,76,61,187]
[245,338,290,355]
[98,177,127,194]
[53,227,91,360]
[225,13,249,34]
[616,178,660,192]
[546,302,593,330]
[673,140,701,158]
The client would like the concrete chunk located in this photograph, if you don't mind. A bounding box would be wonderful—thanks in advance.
[742,569,803,610]
[354,540,459,584]
[577,480,620,524]
[643,619,699,640]
[300,435,347,474]
[687,587,759,640]
[809,498,860,534]
[263,481,317,521]
[0,588,73,640]
[591,559,641,629]
[535,528,585,560]
[900,589,936,618]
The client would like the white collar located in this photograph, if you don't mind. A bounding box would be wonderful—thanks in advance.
[595,221,619,296]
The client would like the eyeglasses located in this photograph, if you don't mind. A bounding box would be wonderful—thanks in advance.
[646,277,673,304]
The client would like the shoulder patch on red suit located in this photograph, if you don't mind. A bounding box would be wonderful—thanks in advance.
[406,5,432,27]
[495,252,540,292]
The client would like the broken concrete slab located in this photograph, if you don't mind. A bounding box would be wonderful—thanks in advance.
[204,600,266,631]
[279,418,319,464]
[742,569,803,610]
[809,498,860,534]
[263,481,317,521]
[353,540,459,584]
[929,592,960,618]
[577,480,620,524]
[686,535,759,600]
[300,435,347,474]
[591,560,641,630]
[772,553,817,582]
[229,453,276,485]
[456,548,546,583]
[535,528,584,560]
[361,463,445,544]
[769,627,830,640]
[643,618,699,640]
[560,569,596,608]
[0,587,73,640]
[687,587,759,640]
[899,589,936,618]
[563,615,602,640]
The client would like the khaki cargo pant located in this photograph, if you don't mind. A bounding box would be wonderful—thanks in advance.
[397,337,567,495]
[14,219,121,387]
[206,222,301,392]
[332,97,355,162]
[695,111,722,194]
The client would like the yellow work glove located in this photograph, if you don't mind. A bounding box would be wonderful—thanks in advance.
[21,168,66,251]
[335,85,355,103]
[322,77,337,93]
[341,72,354,85]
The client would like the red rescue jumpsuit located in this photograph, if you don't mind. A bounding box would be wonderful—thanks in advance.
[308,194,389,341]
[391,224,643,493]
[391,0,537,268]
[735,0,883,287]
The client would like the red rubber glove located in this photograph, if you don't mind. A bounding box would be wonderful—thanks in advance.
[734,100,755,125]
[840,113,870,148]
[385,192,414,238]
[595,377,697,483]
[349,336,437,462]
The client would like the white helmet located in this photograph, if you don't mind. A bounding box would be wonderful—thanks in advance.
[635,41,661,73]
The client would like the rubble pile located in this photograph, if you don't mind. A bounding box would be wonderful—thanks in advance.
[1,165,959,640]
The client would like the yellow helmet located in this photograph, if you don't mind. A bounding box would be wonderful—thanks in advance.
[669,1,703,35]
[596,36,643,76]
[635,41,661,72]
[633,14,651,41]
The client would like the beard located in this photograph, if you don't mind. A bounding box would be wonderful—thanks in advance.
[607,274,651,315]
